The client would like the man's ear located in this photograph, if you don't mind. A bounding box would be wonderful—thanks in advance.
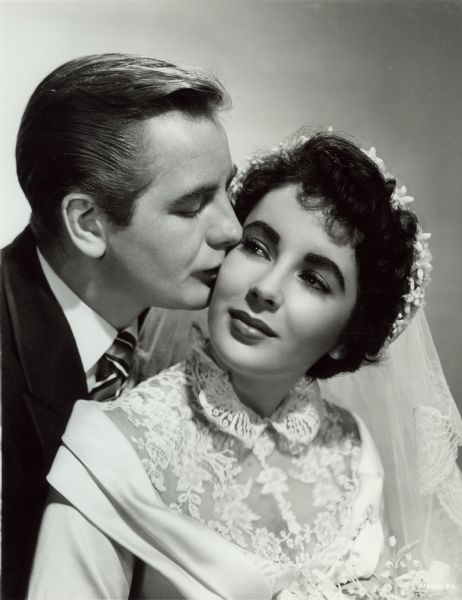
[61,193,107,258]
[328,343,347,361]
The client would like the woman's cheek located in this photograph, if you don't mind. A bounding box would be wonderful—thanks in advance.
[219,255,252,297]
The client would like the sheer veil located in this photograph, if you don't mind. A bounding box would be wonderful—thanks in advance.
[137,307,462,587]
[319,310,462,586]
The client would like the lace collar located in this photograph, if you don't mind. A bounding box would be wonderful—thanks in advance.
[187,327,324,456]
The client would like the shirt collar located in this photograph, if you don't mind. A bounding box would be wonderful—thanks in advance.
[37,249,118,374]
[187,326,324,456]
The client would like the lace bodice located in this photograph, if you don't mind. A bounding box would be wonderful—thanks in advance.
[102,333,383,596]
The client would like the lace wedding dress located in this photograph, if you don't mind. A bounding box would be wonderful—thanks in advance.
[29,330,385,599]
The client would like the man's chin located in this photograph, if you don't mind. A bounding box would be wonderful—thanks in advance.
[188,292,213,311]
[170,283,214,311]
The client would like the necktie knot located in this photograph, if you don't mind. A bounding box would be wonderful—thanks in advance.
[91,328,137,402]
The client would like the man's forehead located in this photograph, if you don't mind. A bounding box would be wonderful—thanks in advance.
[134,112,232,202]
[143,111,227,153]
[140,112,231,181]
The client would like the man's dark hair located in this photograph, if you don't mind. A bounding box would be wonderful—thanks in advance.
[233,132,418,378]
[16,53,230,243]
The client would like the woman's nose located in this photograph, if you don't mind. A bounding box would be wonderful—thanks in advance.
[248,279,282,311]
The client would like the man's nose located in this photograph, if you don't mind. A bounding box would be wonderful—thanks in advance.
[207,198,242,249]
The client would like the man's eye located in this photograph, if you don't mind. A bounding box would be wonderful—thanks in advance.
[240,237,269,259]
[174,191,215,219]
[176,206,202,219]
[174,200,205,219]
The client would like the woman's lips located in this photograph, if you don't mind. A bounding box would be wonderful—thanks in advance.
[229,309,277,339]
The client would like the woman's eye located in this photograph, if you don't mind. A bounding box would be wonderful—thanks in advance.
[300,271,330,293]
[240,237,269,259]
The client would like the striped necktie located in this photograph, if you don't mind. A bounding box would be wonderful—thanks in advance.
[90,329,137,402]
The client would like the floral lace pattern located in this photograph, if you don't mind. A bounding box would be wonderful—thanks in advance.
[102,333,377,595]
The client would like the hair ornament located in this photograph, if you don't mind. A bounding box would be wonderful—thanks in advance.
[229,131,432,342]
[360,144,432,341]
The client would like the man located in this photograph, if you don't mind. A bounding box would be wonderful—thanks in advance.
[1,53,241,599]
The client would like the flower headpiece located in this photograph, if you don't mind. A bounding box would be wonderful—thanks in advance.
[229,131,432,342]
[359,145,432,340]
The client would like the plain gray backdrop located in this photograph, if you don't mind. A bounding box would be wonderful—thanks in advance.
[1,0,461,411]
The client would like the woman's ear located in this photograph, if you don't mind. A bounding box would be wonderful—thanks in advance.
[61,194,107,258]
[328,343,347,361]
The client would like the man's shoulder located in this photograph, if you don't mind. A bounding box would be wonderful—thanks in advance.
[2,227,59,327]
[2,226,42,295]
[2,226,36,261]
[2,225,86,401]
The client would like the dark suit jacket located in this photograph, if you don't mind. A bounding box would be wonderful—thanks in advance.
[1,227,89,600]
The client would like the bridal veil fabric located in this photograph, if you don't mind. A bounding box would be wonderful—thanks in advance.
[320,310,462,588]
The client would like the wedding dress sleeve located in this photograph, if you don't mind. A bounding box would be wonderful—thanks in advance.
[338,414,385,580]
[28,489,134,599]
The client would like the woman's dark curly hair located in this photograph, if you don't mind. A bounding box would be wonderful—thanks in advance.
[232,132,418,379]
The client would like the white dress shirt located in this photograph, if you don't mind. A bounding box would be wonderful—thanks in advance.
[37,249,135,392]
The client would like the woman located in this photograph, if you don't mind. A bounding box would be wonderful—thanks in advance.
[28,132,461,599]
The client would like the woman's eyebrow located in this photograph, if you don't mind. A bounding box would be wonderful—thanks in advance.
[244,220,280,244]
[304,252,345,292]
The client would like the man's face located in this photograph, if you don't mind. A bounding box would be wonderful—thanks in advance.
[102,111,242,312]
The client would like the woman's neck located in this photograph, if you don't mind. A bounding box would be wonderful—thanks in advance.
[207,342,306,418]
[229,370,303,418]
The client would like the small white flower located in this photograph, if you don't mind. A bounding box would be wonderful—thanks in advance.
[380,569,391,578]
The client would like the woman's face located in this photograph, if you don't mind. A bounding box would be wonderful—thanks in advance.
[208,184,359,380]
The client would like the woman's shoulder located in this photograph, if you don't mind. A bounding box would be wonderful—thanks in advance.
[112,359,193,410]
[101,359,196,447]
[316,397,384,482]
[318,397,361,445]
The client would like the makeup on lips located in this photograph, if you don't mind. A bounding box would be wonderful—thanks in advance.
[228,308,277,342]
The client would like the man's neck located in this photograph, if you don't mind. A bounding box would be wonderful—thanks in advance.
[41,246,142,329]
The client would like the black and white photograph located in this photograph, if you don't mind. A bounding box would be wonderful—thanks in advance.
[1,1,462,599]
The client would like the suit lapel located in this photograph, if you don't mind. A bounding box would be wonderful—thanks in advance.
[3,228,88,456]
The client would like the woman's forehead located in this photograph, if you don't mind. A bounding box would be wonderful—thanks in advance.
[248,184,358,248]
